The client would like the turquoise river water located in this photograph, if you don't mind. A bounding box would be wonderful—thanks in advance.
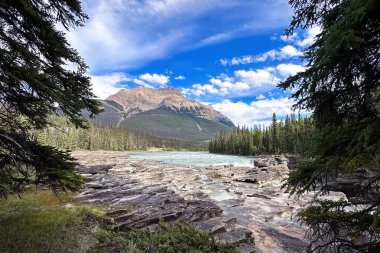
[129,151,254,168]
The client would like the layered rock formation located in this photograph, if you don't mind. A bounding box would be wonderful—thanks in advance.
[74,152,347,253]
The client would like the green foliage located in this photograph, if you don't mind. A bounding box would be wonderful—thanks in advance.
[37,116,207,151]
[0,0,101,197]
[280,0,380,251]
[0,190,103,253]
[0,125,85,197]
[298,200,380,252]
[92,221,239,253]
[209,113,315,156]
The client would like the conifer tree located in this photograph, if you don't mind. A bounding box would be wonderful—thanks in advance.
[280,0,380,251]
[0,0,101,197]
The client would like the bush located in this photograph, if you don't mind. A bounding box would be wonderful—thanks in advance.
[91,221,239,253]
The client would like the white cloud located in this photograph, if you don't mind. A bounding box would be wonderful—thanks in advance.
[90,73,131,99]
[174,75,186,80]
[133,78,152,87]
[220,55,254,66]
[189,61,306,98]
[139,73,170,86]
[256,94,266,100]
[255,45,303,62]
[212,98,303,127]
[296,26,322,47]
[192,84,219,95]
[276,63,305,77]
[280,32,299,43]
[90,72,174,98]
[221,45,302,65]
[66,0,292,72]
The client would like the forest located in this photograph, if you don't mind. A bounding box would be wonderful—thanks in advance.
[209,113,316,156]
[37,116,207,151]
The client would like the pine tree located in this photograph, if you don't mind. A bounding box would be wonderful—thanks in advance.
[0,0,101,197]
[280,0,380,251]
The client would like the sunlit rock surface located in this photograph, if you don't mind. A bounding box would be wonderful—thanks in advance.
[74,151,346,253]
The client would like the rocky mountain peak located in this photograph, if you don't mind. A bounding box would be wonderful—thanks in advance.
[105,87,235,126]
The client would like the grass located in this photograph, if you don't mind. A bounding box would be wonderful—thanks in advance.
[0,189,103,253]
[0,189,240,253]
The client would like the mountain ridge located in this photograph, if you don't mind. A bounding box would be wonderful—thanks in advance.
[90,86,235,142]
[106,86,234,126]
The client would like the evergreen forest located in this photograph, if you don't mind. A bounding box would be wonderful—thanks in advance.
[209,113,316,156]
[37,116,207,151]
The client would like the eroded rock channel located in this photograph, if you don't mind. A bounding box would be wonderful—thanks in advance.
[74,151,346,253]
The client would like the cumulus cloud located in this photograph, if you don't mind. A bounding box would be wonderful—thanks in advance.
[296,26,322,47]
[133,78,152,87]
[90,73,131,99]
[174,75,186,80]
[90,72,173,98]
[139,73,170,86]
[276,63,305,77]
[212,98,304,127]
[187,62,304,98]
[220,45,302,66]
[191,84,219,96]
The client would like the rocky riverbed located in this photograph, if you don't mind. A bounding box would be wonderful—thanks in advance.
[73,151,347,253]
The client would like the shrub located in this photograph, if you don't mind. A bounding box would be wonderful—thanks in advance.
[91,221,239,253]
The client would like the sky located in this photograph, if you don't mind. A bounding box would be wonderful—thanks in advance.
[67,0,319,127]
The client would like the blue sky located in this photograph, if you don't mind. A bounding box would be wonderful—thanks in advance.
[67,0,319,126]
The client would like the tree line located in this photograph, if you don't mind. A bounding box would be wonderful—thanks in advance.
[37,116,206,152]
[209,113,316,156]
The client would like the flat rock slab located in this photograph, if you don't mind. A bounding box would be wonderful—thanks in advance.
[72,151,347,253]
[217,227,253,244]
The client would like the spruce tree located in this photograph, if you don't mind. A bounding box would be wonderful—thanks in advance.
[271,113,278,153]
[280,0,380,251]
[0,0,101,197]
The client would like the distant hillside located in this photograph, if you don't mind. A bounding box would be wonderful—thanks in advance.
[90,87,235,142]
[38,116,207,151]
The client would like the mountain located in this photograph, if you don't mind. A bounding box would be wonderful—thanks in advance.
[90,87,235,142]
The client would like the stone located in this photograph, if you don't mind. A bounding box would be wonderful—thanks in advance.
[196,219,227,235]
[233,178,258,184]
[72,151,331,252]
[78,163,116,174]
[218,228,253,244]
[238,243,256,253]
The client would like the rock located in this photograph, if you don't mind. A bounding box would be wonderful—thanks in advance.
[254,159,270,168]
[234,178,258,184]
[78,163,116,174]
[196,219,227,235]
[246,193,271,199]
[183,201,223,222]
[73,151,319,252]
[238,243,256,253]
[86,182,108,189]
[218,228,253,244]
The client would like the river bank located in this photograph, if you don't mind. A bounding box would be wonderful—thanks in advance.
[74,151,346,253]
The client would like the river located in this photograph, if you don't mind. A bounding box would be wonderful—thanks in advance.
[129,151,255,168]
